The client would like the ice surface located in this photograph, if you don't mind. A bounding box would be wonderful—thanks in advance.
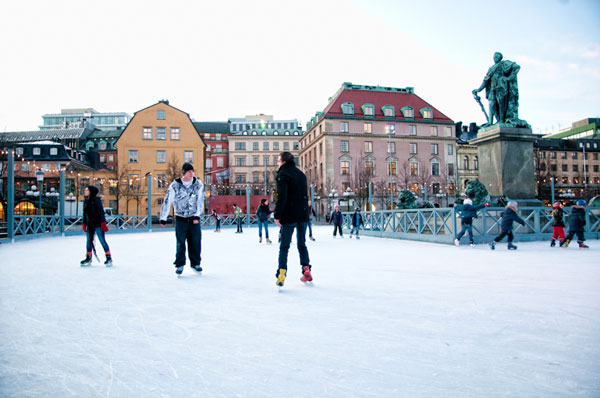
[1,226,599,397]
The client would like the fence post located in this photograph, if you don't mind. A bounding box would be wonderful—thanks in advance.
[534,208,541,234]
[60,169,65,236]
[147,173,152,232]
[7,148,14,242]
[246,184,251,226]
[368,182,372,212]
[452,206,457,238]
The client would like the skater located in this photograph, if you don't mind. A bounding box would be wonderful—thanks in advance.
[274,151,312,287]
[489,200,525,250]
[160,162,205,275]
[329,204,343,238]
[307,199,317,241]
[550,201,565,247]
[256,198,272,243]
[454,198,489,246]
[233,204,244,233]
[563,199,589,248]
[349,207,364,239]
[80,185,112,267]
[211,209,221,232]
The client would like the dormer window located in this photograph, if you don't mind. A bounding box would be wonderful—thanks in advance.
[341,102,354,115]
[50,148,58,156]
[401,107,414,118]
[382,105,395,118]
[361,104,375,117]
[420,107,433,119]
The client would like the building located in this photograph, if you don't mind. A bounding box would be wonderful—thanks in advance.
[0,127,95,150]
[227,115,304,196]
[41,108,131,131]
[83,129,123,171]
[299,82,455,214]
[115,100,205,215]
[455,123,480,200]
[534,138,600,204]
[543,118,600,140]
[192,122,230,186]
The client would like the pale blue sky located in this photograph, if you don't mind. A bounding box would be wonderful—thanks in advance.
[1,0,598,134]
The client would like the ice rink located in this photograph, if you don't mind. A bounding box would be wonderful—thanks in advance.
[1,226,599,397]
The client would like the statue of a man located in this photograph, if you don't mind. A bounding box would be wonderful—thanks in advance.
[473,52,523,126]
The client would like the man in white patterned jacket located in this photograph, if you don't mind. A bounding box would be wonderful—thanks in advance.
[160,162,205,276]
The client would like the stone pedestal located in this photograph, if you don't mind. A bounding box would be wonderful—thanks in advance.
[470,126,536,199]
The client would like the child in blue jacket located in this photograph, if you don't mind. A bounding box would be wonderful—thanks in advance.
[489,200,525,250]
[454,198,488,247]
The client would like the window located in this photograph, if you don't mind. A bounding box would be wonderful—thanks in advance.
[431,144,438,155]
[263,155,269,165]
[410,160,419,176]
[444,126,452,137]
[341,160,350,175]
[235,156,246,166]
[594,165,599,173]
[594,153,599,160]
[157,174,167,189]
[562,177,568,184]
[253,142,259,150]
[157,110,165,120]
[365,160,374,176]
[284,142,290,150]
[409,125,417,136]
[573,176,580,184]
[50,147,58,155]
[16,147,23,155]
[99,142,107,150]
[362,104,374,117]
[387,161,397,176]
[341,141,349,152]
[448,163,454,176]
[128,150,138,163]
[128,174,139,189]
[402,107,414,118]
[253,172,260,182]
[409,143,418,154]
[539,151,546,159]
[170,127,180,140]
[431,160,440,176]
[550,164,557,172]
[388,142,396,153]
[463,156,469,170]
[217,157,224,168]
[572,152,578,159]
[235,142,246,150]
[340,121,349,133]
[421,108,433,119]
[142,127,152,140]
[33,147,41,155]
[447,144,454,155]
[293,142,299,150]
[562,164,568,172]
[364,122,372,133]
[263,142,269,150]
[108,155,114,162]
[273,142,279,150]
[573,164,578,172]
[550,152,556,159]
[341,102,354,115]
[206,158,212,169]
[382,105,394,117]
[156,150,166,163]
[474,156,479,170]
[184,151,193,163]
[365,141,373,153]
[156,127,166,140]
[235,174,246,183]
[253,156,259,166]
[100,155,105,162]
[430,126,438,136]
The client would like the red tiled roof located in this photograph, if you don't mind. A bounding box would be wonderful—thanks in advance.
[322,87,453,123]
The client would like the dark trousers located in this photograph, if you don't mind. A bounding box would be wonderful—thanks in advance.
[456,220,474,242]
[565,230,585,242]
[175,219,202,267]
[215,219,221,231]
[278,222,310,272]
[86,227,110,253]
[494,229,514,243]
[236,217,243,232]
[333,223,343,236]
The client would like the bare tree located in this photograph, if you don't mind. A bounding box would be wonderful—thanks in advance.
[166,153,181,184]
[397,161,412,190]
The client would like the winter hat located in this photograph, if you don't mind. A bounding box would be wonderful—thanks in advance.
[463,198,473,205]
[576,199,587,207]
[261,198,267,204]
[182,162,194,174]
[86,185,99,198]
[355,207,360,211]
[552,201,561,209]
[507,200,518,209]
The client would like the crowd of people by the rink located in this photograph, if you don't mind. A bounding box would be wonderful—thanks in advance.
[78,152,591,285]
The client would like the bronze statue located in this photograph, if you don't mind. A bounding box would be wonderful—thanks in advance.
[473,52,528,128]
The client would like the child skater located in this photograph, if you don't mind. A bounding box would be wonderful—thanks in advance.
[454,198,489,247]
[80,185,112,267]
[211,209,221,232]
[489,200,525,250]
[563,199,589,248]
[349,207,364,239]
[550,201,565,247]
[329,204,343,238]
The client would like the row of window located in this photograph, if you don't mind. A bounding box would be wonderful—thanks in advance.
[339,141,449,155]
[142,127,181,140]
[336,122,451,136]
[340,103,433,119]
[15,147,60,156]
[541,164,600,173]
[232,141,299,151]
[540,151,599,160]
[231,122,298,131]
[233,155,280,167]
[128,150,194,164]
[337,158,448,177]
[555,177,600,184]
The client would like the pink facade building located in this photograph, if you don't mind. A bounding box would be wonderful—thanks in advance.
[299,82,457,214]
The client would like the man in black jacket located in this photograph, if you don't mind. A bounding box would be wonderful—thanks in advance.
[274,152,312,286]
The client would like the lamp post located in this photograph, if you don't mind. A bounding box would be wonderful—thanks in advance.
[386,124,395,209]
[36,168,44,216]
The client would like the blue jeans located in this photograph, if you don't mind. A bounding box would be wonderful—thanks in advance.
[307,220,313,237]
[350,226,359,236]
[258,219,269,238]
[456,220,473,242]
[278,222,310,272]
[86,227,110,253]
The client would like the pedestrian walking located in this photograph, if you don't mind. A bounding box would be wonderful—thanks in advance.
[273,151,312,287]
[563,199,589,248]
[550,201,565,247]
[489,200,525,250]
[256,198,272,243]
[159,162,205,275]
[454,198,489,247]
[80,185,112,267]
[349,207,364,239]
[329,204,343,238]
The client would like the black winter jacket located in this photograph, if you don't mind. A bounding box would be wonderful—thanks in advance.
[274,161,309,224]
[351,213,364,227]
[568,206,586,232]
[83,186,106,229]
[256,204,271,222]
[551,208,565,227]
[500,207,525,231]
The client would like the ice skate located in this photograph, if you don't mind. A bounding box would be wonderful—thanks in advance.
[266,238,272,244]
[507,243,518,250]
[276,269,286,287]
[454,239,460,247]
[300,266,313,283]
[578,242,589,249]
[259,237,262,243]
[470,242,475,247]
[489,241,495,250]
[175,266,184,275]
[80,255,92,267]
[309,236,315,241]
[563,239,570,248]
[550,240,556,247]
[191,264,203,273]
[104,254,113,267]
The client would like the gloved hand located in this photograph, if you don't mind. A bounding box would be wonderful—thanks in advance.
[160,219,166,226]
[101,222,108,232]
[484,203,490,207]
[82,223,87,232]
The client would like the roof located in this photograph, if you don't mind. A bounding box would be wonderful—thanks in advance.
[319,82,453,124]
[534,138,600,151]
[87,129,124,139]
[193,122,230,135]
[0,128,92,144]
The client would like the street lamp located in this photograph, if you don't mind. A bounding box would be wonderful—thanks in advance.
[36,168,44,216]
[386,124,395,209]
[343,187,354,212]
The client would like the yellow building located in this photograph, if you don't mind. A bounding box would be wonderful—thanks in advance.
[115,100,205,215]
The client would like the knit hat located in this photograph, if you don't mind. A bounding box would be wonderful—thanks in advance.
[552,201,561,209]
[182,162,194,174]
[576,199,587,207]
[507,200,518,209]
[463,198,473,205]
